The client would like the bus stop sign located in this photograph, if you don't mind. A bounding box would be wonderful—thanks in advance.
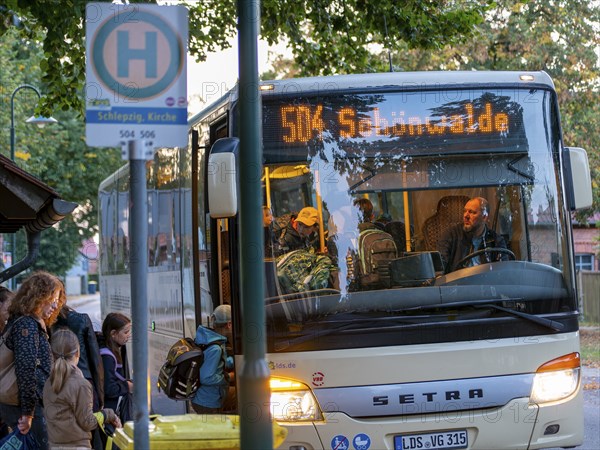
[85,3,188,148]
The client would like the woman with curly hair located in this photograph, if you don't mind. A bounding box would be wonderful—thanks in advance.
[45,282,67,330]
[0,271,62,450]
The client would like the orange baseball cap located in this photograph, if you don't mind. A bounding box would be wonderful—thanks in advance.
[296,207,318,227]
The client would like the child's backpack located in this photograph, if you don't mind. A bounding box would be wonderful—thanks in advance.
[357,228,398,288]
[157,338,216,400]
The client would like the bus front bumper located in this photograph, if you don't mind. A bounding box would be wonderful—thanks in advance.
[276,390,583,450]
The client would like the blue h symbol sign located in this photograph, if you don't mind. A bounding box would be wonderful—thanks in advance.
[117,31,157,78]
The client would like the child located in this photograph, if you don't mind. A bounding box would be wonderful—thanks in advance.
[99,313,133,424]
[52,299,105,450]
[191,304,236,413]
[53,304,104,412]
[43,328,120,450]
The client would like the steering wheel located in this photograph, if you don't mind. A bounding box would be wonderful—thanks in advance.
[456,247,516,269]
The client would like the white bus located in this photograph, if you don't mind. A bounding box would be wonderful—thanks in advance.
[99,71,592,450]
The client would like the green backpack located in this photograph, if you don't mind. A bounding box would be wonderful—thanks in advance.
[276,249,335,294]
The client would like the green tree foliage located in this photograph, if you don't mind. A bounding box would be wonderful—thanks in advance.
[15,221,86,278]
[373,0,600,217]
[260,51,301,80]
[1,27,122,277]
[0,0,489,115]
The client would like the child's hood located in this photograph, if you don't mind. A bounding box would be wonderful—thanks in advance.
[195,326,227,345]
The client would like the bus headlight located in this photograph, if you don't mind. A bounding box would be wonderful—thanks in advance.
[530,352,580,404]
[270,377,323,422]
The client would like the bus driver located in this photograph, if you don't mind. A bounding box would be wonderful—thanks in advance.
[437,197,509,273]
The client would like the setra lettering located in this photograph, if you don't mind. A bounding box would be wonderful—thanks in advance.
[373,388,484,406]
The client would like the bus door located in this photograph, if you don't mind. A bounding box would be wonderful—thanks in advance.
[215,216,238,307]
[205,117,238,314]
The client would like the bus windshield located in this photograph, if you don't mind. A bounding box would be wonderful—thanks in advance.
[259,87,575,352]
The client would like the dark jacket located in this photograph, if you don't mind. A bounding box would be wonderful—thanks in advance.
[264,226,280,258]
[278,223,318,255]
[438,224,508,273]
[100,345,130,418]
[4,315,52,416]
[53,308,104,410]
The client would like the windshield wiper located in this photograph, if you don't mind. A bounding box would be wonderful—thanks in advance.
[396,299,565,332]
[472,303,564,332]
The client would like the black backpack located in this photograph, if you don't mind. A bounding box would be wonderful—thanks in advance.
[157,338,217,400]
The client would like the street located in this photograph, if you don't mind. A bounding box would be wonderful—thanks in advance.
[579,369,600,450]
[67,292,103,332]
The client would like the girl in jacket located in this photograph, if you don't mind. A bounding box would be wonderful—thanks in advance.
[0,271,62,450]
[99,313,132,424]
[43,329,120,450]
[53,304,104,412]
[52,300,105,450]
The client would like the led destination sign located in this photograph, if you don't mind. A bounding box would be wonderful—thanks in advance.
[280,102,509,143]
[263,91,529,158]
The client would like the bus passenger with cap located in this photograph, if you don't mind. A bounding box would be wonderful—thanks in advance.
[278,206,320,254]
[437,197,509,273]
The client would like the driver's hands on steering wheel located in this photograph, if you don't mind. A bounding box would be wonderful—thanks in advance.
[456,247,516,269]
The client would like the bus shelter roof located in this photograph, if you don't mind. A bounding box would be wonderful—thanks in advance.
[0,154,77,234]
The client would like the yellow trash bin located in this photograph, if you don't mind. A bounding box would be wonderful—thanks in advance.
[113,414,288,450]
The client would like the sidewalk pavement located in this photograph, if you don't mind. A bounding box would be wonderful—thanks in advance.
[583,363,599,375]
[583,365,599,388]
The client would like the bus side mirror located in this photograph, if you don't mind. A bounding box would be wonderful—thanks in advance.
[208,138,239,218]
[564,147,593,211]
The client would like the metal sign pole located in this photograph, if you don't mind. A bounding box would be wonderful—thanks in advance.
[125,140,150,450]
[237,0,272,448]
[86,4,187,449]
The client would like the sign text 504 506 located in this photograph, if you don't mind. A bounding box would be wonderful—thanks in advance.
[119,130,156,140]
